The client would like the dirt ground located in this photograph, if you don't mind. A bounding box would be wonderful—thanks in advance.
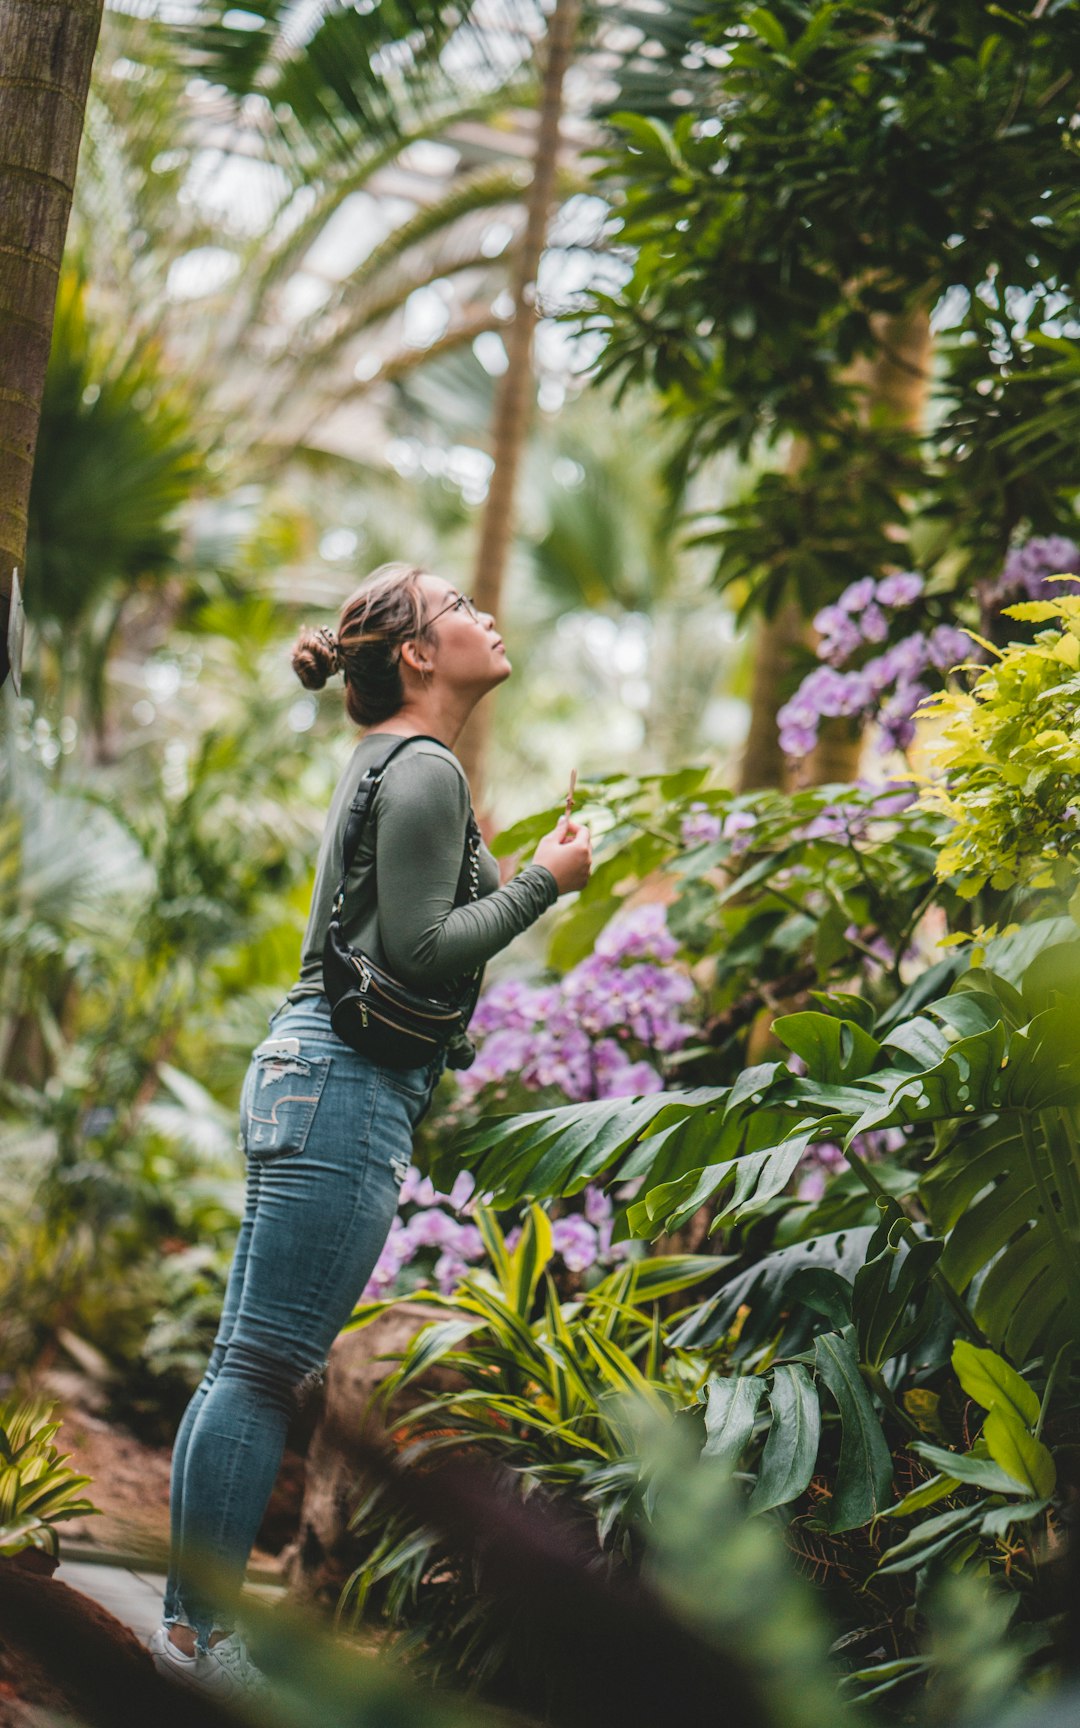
[56,1406,174,1559]
[55,1403,302,1568]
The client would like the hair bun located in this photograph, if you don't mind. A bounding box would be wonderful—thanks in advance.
[292,625,341,690]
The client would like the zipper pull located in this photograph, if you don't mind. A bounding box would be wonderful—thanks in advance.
[358,1001,369,1028]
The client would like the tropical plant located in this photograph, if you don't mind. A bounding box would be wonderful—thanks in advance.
[339,1204,720,1690]
[0,1397,97,1559]
[26,262,202,739]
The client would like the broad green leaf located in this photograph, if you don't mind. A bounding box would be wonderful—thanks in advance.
[951,1340,1040,1427]
[658,766,711,800]
[852,1219,942,1371]
[983,1408,1056,1498]
[848,1024,1008,1138]
[880,1018,951,1071]
[784,1268,854,1333]
[747,5,788,49]
[806,991,876,1033]
[930,991,1009,1042]
[489,805,564,858]
[451,1089,726,1207]
[628,1131,814,1239]
[547,892,625,972]
[748,1365,820,1514]
[702,1374,765,1465]
[772,1012,880,1083]
[813,1329,892,1530]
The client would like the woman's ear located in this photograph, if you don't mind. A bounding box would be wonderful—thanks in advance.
[399,637,434,677]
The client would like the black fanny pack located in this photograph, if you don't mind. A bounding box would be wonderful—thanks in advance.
[322,735,482,1071]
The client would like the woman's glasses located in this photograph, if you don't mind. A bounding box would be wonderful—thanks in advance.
[425,591,483,627]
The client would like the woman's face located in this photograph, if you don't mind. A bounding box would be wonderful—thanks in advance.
[414,574,512,694]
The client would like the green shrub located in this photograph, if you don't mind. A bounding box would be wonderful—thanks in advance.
[0,1397,97,1558]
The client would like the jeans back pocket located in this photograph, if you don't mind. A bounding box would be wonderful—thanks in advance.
[241,1048,331,1161]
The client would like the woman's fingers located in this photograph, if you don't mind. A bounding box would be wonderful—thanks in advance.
[556,817,589,844]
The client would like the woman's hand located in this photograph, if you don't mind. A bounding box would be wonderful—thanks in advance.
[533,816,592,895]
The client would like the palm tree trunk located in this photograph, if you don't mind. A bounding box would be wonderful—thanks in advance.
[805,302,933,786]
[456,0,581,803]
[737,598,807,792]
[0,0,104,687]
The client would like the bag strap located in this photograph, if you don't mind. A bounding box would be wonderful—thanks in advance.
[332,734,481,918]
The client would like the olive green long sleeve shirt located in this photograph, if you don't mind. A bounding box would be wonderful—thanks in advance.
[288,733,558,1003]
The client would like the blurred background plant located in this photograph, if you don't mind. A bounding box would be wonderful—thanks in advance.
[0,1396,97,1559]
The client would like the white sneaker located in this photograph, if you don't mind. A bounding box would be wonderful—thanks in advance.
[148,1624,269,1699]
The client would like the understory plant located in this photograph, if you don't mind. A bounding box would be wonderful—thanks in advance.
[341,1206,720,1693]
[0,1397,97,1559]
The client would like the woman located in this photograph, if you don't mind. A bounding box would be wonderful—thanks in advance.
[149,562,592,1698]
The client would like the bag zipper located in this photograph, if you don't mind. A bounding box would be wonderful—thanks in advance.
[355,1000,441,1044]
[348,953,460,1022]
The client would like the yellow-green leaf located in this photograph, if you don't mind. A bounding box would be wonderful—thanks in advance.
[952,1340,1039,1428]
[983,1408,1056,1498]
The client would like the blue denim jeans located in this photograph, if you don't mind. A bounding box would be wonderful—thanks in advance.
[162,994,440,1652]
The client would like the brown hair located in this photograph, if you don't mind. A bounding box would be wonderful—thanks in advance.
[292,562,437,727]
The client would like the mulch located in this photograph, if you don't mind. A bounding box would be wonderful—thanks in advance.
[0,1552,237,1728]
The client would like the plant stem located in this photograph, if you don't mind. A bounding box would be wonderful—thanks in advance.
[844,1147,989,1346]
[892,882,943,978]
[1020,1112,1080,1324]
[1035,1340,1072,1441]
[865,1366,927,1441]
[622,816,682,849]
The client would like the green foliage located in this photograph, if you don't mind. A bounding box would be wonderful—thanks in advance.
[26,264,202,734]
[578,0,1080,614]
[0,1398,97,1558]
[168,0,485,152]
[28,265,201,631]
[340,1207,719,1687]
[0,641,317,1413]
[951,1342,1055,1500]
[432,733,1080,1707]
[924,598,1080,899]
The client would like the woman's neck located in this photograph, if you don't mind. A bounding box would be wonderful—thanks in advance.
[366,689,476,750]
